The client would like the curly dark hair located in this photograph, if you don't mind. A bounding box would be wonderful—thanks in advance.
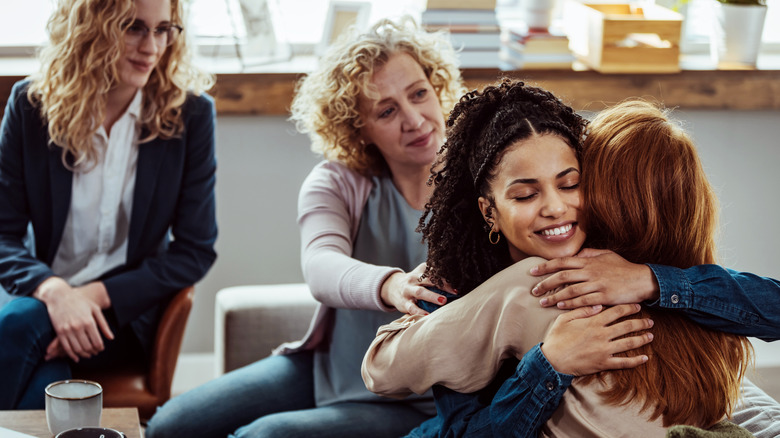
[419,79,587,294]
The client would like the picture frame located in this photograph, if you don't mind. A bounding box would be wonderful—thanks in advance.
[317,1,372,55]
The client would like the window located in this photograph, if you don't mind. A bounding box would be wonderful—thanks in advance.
[189,0,425,53]
[1,0,777,63]
[0,0,51,56]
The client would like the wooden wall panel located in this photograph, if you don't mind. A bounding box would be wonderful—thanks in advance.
[2,68,779,120]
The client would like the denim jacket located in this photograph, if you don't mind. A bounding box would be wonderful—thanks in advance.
[407,264,780,438]
[648,264,780,341]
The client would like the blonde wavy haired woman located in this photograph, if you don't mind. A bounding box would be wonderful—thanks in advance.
[0,0,217,410]
[147,16,465,438]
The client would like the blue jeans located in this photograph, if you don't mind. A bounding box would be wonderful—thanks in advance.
[0,296,144,409]
[0,297,70,409]
[146,351,432,438]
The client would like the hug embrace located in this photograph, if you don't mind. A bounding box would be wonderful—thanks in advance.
[362,79,780,437]
[2,4,780,436]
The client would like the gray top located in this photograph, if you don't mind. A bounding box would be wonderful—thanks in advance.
[314,173,434,414]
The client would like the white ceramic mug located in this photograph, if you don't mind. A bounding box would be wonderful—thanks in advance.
[45,380,103,436]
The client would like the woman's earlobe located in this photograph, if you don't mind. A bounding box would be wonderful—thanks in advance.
[477,196,490,220]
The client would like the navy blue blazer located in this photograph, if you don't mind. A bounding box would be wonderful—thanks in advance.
[0,80,218,353]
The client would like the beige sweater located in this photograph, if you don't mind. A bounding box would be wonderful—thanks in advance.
[362,257,667,437]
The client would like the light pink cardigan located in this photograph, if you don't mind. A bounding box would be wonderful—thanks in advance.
[274,160,399,355]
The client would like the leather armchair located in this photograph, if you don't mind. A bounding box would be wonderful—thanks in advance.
[75,286,195,421]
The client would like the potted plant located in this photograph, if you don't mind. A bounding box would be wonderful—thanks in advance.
[710,0,768,67]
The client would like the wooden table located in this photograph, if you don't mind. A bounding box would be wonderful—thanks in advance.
[0,408,142,438]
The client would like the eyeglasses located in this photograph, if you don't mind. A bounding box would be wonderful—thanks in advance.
[124,20,183,48]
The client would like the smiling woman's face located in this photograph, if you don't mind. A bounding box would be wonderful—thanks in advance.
[116,0,172,93]
[479,133,586,263]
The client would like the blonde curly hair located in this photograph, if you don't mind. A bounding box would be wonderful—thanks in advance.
[27,0,214,170]
[289,16,465,176]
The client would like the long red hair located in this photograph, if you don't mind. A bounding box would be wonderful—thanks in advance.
[578,100,752,427]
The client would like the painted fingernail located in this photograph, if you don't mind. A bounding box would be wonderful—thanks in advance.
[438,296,446,304]
[647,333,654,341]
[648,319,654,327]
[642,355,649,362]
[531,285,539,295]
[540,297,548,306]
[530,266,539,274]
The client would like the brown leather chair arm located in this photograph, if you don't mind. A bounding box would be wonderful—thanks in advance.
[147,286,194,400]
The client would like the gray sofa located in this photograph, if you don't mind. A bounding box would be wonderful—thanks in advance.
[214,283,317,374]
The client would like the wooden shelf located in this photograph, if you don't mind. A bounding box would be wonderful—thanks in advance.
[3,67,780,119]
[462,68,780,111]
[212,68,780,114]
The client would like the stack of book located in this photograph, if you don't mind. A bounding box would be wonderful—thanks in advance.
[422,0,501,68]
[499,26,575,70]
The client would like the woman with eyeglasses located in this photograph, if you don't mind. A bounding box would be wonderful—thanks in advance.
[0,0,217,409]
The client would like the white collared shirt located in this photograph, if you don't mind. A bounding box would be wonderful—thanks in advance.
[51,91,142,287]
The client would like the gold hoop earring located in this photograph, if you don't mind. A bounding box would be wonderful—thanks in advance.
[489,230,500,245]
